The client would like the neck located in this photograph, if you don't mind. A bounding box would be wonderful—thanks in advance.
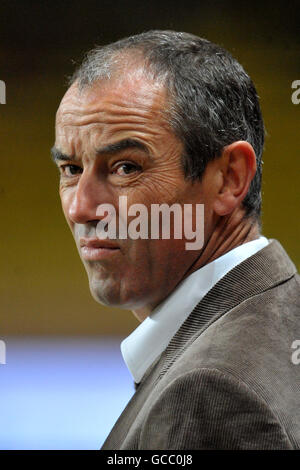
[184,209,260,278]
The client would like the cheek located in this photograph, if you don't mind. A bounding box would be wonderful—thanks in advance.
[125,172,185,211]
[127,238,188,275]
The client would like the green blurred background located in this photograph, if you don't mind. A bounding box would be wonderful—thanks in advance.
[1,0,299,336]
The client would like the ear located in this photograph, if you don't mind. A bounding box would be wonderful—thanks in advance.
[213,141,257,216]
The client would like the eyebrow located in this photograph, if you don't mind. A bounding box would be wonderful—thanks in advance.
[96,138,149,156]
[51,147,73,163]
[51,138,150,164]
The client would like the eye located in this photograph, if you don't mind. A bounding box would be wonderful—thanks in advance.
[112,162,142,176]
[60,164,83,177]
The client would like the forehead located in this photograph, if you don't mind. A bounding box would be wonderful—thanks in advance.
[56,72,168,135]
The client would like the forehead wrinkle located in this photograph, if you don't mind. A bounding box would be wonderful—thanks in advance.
[57,75,167,125]
[58,96,164,124]
[57,110,166,133]
[57,116,175,164]
[57,113,166,145]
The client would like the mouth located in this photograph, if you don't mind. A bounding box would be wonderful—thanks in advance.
[79,238,120,260]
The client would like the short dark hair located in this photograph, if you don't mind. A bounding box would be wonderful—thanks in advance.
[71,30,265,218]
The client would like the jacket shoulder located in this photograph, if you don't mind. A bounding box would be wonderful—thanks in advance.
[139,367,293,449]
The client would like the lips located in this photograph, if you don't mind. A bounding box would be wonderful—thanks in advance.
[79,238,120,260]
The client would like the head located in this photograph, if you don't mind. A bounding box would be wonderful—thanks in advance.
[53,30,264,319]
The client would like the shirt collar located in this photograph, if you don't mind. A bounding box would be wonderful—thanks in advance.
[121,236,269,384]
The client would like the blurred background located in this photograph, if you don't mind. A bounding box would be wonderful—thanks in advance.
[0,0,299,449]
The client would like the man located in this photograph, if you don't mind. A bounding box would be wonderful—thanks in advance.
[52,31,300,449]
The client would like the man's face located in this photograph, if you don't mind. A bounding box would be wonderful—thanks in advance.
[54,70,212,318]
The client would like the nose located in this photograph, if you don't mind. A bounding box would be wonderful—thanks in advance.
[67,170,107,225]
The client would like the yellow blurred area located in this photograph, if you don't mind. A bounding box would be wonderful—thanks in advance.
[1,19,299,336]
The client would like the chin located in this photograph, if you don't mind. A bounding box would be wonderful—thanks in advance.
[89,280,119,307]
[88,277,129,308]
[89,278,151,312]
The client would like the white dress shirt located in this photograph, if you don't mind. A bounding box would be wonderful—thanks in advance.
[121,236,269,384]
